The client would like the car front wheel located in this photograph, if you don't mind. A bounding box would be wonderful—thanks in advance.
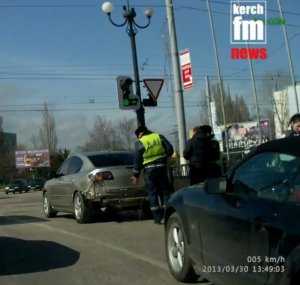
[73,192,92,224]
[166,212,198,282]
[43,192,57,218]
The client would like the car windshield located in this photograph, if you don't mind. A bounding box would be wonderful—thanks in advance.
[88,153,134,167]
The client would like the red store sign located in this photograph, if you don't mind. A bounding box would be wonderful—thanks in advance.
[180,50,193,90]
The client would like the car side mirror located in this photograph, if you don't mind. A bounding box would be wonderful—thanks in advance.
[204,177,227,194]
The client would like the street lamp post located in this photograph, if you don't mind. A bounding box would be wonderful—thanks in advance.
[102,2,154,128]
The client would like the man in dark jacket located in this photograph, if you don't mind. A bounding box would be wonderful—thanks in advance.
[184,125,221,185]
[131,126,174,224]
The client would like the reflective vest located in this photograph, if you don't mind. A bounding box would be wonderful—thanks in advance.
[139,133,166,165]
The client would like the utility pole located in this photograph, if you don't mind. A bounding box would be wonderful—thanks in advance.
[102,1,154,127]
[165,0,187,170]
[206,0,229,160]
[246,43,263,142]
[277,0,299,113]
[205,75,213,126]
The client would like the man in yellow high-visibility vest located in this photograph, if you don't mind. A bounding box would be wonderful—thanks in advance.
[131,126,174,224]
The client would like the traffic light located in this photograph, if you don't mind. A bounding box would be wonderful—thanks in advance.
[117,76,140,110]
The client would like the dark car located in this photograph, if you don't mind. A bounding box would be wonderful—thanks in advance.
[165,136,300,285]
[43,151,148,223]
[5,179,29,194]
[27,179,45,191]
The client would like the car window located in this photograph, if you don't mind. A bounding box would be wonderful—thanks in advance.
[288,166,300,202]
[67,156,83,174]
[88,153,134,167]
[232,152,300,201]
[57,159,70,176]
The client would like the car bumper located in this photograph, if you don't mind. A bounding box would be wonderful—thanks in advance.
[103,196,147,209]
[91,195,147,209]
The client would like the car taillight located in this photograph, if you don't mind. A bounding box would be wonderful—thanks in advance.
[98,171,114,181]
[89,171,114,183]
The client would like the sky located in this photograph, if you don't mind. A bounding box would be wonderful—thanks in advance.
[0,0,300,150]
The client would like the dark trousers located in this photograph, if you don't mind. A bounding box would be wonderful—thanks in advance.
[190,166,206,185]
[144,166,170,223]
[189,163,222,185]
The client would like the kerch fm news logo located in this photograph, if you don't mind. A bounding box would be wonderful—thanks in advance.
[230,1,267,60]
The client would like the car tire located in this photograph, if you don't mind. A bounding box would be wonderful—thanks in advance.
[73,192,92,224]
[42,192,57,218]
[165,212,198,282]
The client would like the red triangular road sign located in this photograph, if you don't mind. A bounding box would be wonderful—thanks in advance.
[143,79,164,100]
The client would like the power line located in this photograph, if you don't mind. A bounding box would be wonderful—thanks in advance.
[1,1,300,18]
[0,104,205,112]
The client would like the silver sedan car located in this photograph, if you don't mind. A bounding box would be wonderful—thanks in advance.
[42,151,147,223]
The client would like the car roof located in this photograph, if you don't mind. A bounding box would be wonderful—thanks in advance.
[254,136,300,157]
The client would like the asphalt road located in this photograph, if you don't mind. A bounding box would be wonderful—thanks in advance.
[0,191,211,285]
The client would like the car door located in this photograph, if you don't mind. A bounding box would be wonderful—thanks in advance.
[183,179,253,285]
[47,159,70,207]
[228,152,299,285]
[187,186,253,285]
[58,156,83,210]
[188,152,288,285]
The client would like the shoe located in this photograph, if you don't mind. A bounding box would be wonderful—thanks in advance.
[154,220,162,225]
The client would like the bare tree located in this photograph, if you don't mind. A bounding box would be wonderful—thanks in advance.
[81,116,138,152]
[39,102,58,154]
[273,89,289,136]
[260,71,290,137]
[211,83,251,124]
[82,116,121,151]
[16,143,28,150]
[117,117,136,150]
[30,134,40,149]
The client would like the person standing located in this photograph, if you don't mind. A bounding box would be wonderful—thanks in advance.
[288,113,300,136]
[184,125,221,185]
[131,126,174,224]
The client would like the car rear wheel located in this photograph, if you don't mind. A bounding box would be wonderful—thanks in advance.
[43,192,57,218]
[73,192,92,224]
[166,212,198,282]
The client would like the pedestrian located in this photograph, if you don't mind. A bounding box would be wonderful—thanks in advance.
[184,125,221,185]
[131,126,174,224]
[288,113,300,137]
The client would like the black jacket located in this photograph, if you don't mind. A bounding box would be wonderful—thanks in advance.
[183,132,220,167]
[133,133,174,178]
[287,130,300,137]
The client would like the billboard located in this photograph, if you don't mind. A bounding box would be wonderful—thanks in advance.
[15,149,50,168]
[223,120,271,152]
